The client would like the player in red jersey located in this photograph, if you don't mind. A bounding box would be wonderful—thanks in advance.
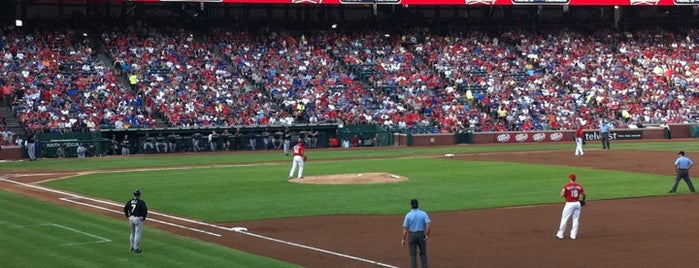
[288,138,306,180]
[556,173,586,240]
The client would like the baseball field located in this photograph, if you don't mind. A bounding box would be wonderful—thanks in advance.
[1,139,698,268]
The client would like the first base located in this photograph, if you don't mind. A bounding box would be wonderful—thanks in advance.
[232,227,248,232]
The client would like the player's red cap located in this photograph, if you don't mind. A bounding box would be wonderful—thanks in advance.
[568,173,576,181]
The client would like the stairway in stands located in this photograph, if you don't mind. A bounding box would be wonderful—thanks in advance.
[94,50,168,128]
[0,104,24,142]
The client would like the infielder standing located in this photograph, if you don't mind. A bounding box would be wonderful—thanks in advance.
[574,126,584,156]
[124,189,148,254]
[669,151,695,193]
[288,139,306,180]
[556,173,586,240]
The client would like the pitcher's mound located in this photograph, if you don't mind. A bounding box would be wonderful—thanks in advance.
[290,172,408,185]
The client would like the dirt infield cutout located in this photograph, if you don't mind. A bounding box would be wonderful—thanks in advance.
[289,172,408,184]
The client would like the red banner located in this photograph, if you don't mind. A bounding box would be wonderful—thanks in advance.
[124,0,697,5]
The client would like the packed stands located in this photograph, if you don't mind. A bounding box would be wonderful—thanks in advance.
[4,19,699,137]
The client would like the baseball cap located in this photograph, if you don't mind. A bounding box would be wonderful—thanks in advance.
[134,189,142,196]
[568,174,577,181]
[678,151,685,155]
[410,199,419,209]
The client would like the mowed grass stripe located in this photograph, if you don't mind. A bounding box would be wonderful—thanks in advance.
[0,207,55,265]
[0,191,300,268]
[44,157,671,222]
[0,194,114,266]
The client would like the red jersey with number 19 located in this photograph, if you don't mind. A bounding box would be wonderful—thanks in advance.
[561,182,585,202]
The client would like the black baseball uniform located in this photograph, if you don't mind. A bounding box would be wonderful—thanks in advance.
[124,190,148,253]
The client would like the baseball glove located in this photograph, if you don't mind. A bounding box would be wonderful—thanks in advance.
[579,200,586,206]
[303,156,308,161]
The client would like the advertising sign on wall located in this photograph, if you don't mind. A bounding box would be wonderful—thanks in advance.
[493,130,644,144]
[494,132,567,143]
[120,0,696,5]
[584,131,643,141]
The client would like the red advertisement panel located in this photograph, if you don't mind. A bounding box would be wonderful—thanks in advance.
[120,0,689,5]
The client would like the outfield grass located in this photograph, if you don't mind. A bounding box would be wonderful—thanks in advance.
[0,191,300,268]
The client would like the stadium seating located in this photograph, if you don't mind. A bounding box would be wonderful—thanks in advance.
[5,22,699,136]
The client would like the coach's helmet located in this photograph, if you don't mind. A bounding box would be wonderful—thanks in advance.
[134,189,142,197]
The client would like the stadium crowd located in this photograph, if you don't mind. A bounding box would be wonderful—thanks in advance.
[2,20,699,140]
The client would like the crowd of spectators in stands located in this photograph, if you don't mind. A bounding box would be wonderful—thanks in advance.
[2,20,699,138]
[0,25,138,136]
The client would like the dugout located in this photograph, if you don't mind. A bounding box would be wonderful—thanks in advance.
[24,124,341,159]
[99,123,340,154]
[34,132,108,158]
[336,125,393,147]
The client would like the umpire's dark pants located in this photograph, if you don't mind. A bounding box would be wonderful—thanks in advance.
[671,169,696,192]
[601,132,610,149]
[408,231,428,268]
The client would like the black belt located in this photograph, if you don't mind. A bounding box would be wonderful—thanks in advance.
[409,231,424,234]
[678,169,688,170]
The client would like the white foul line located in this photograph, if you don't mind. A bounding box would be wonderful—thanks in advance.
[0,178,399,267]
[236,229,399,268]
[1,178,222,237]
[59,198,222,237]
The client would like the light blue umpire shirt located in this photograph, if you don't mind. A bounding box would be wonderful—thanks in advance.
[676,155,693,169]
[403,209,431,232]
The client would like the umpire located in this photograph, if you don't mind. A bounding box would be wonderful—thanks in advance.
[123,189,148,254]
[599,119,613,149]
[670,151,696,193]
[401,199,431,268]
